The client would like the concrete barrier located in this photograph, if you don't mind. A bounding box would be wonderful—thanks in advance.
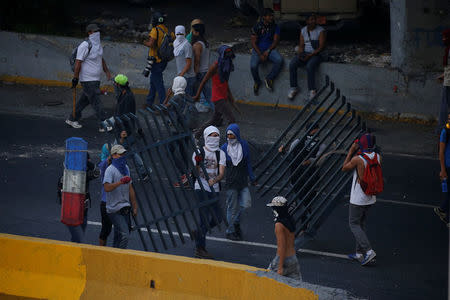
[0,233,317,299]
[0,30,442,123]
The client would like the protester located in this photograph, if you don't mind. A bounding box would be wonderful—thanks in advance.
[220,123,256,240]
[143,11,174,105]
[65,24,112,132]
[186,19,203,43]
[267,196,302,281]
[174,25,196,96]
[288,14,326,101]
[437,29,450,132]
[193,45,237,140]
[250,8,283,95]
[103,144,138,249]
[117,130,150,181]
[341,133,380,266]
[435,112,450,227]
[191,20,213,111]
[98,146,113,246]
[191,126,226,258]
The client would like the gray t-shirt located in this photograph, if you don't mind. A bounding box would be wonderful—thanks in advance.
[175,42,195,78]
[103,164,131,213]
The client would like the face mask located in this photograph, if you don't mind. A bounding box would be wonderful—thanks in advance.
[228,137,238,145]
[205,136,220,151]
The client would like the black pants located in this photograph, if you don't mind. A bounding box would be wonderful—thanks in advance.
[99,202,113,241]
[69,81,106,125]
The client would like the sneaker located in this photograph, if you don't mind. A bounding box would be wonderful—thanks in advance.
[348,253,364,263]
[434,207,448,223]
[308,90,317,101]
[287,88,298,100]
[194,247,213,259]
[173,174,189,188]
[253,82,260,95]
[226,232,241,241]
[65,119,82,129]
[264,78,273,92]
[361,250,376,266]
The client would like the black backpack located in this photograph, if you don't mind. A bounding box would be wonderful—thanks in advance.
[156,27,174,62]
[69,39,92,71]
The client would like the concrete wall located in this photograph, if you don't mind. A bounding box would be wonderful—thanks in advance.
[391,0,450,74]
[0,30,443,122]
[0,233,317,299]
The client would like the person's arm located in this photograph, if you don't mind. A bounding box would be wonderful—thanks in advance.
[162,88,174,106]
[104,181,123,192]
[298,33,305,56]
[208,164,225,186]
[74,60,82,79]
[275,223,287,275]
[144,28,157,48]
[102,58,112,80]
[439,141,447,180]
[179,57,192,77]
[310,30,326,57]
[194,63,217,100]
[193,42,203,74]
[129,184,138,217]
[251,34,265,61]
[342,142,360,172]
[305,143,327,165]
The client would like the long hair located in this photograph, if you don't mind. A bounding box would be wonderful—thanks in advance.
[191,23,208,48]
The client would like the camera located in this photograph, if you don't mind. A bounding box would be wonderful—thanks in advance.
[142,56,156,77]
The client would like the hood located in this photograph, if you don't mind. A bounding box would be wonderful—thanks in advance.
[203,125,219,141]
[172,76,187,95]
[226,123,241,141]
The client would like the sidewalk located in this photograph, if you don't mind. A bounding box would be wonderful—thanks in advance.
[0,81,438,158]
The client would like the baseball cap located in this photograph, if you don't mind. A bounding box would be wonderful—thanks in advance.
[114,74,128,86]
[86,24,100,33]
[110,144,127,155]
[267,196,288,207]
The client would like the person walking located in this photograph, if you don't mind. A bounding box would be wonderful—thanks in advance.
[267,196,302,281]
[143,11,174,105]
[288,14,326,101]
[174,25,196,96]
[341,133,380,266]
[250,8,283,95]
[193,45,237,140]
[435,112,450,227]
[220,123,256,241]
[65,23,112,132]
[98,148,113,246]
[103,144,138,249]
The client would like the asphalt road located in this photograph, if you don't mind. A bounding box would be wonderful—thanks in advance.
[0,112,448,300]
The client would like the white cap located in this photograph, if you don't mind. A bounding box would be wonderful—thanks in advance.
[110,144,127,155]
[267,196,288,207]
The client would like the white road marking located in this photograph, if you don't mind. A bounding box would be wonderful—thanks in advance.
[87,221,349,260]
[342,195,437,209]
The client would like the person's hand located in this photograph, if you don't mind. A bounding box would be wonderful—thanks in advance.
[120,176,131,184]
[259,53,267,62]
[440,169,448,181]
[132,207,138,217]
[71,77,79,89]
[106,71,112,81]
[167,87,173,97]
[278,145,284,153]
[277,267,283,275]
[194,154,203,164]
[350,142,359,154]
[208,178,216,186]
[192,93,200,102]
[303,54,312,61]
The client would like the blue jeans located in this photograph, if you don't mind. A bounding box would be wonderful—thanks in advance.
[146,61,167,105]
[226,187,251,234]
[185,76,196,97]
[108,208,131,249]
[195,190,223,249]
[195,72,213,110]
[66,209,88,243]
[250,49,284,83]
[289,54,322,90]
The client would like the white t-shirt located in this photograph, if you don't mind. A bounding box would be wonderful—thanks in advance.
[192,147,226,192]
[175,42,195,78]
[77,35,103,82]
[196,41,210,73]
[349,152,380,206]
[301,25,324,53]
[103,165,132,213]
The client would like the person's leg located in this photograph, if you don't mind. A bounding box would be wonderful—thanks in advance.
[349,204,372,254]
[66,225,82,243]
[108,211,130,249]
[147,62,166,105]
[194,99,225,139]
[217,99,236,125]
[185,76,196,97]
[133,153,148,178]
[305,56,322,91]
[83,81,106,125]
[69,85,90,121]
[289,55,302,88]
[266,49,284,80]
[99,202,112,246]
[250,50,262,84]
[199,72,213,110]
[438,87,450,133]
[226,189,239,234]
[156,62,168,104]
[235,186,252,224]
[194,190,208,249]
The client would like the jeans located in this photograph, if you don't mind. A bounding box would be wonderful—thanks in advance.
[438,86,450,133]
[66,209,88,243]
[185,76,196,97]
[349,203,372,254]
[108,207,131,249]
[168,139,189,176]
[250,49,283,83]
[440,167,450,216]
[146,61,167,105]
[99,202,112,241]
[195,190,223,249]
[226,187,251,234]
[289,54,322,91]
[68,81,106,125]
[196,72,213,109]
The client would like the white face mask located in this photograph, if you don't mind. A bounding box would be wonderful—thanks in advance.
[228,137,238,145]
[205,136,220,151]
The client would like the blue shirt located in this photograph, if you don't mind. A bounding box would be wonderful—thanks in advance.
[440,128,450,167]
[252,22,280,52]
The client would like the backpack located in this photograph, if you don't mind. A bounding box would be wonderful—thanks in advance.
[70,39,92,71]
[156,26,174,62]
[359,153,383,196]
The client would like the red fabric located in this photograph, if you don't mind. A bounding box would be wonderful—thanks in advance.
[360,153,384,196]
[443,29,450,67]
[120,176,131,184]
[211,62,229,102]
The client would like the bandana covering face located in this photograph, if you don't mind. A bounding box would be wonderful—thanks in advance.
[111,156,129,176]
[217,45,235,83]
[226,129,243,166]
[204,126,220,151]
[172,76,187,95]
[174,25,188,57]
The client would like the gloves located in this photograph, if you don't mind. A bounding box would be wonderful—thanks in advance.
[71,77,79,89]
[194,154,203,165]
[120,176,131,184]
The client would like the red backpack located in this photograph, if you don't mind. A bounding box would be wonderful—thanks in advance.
[359,153,383,195]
